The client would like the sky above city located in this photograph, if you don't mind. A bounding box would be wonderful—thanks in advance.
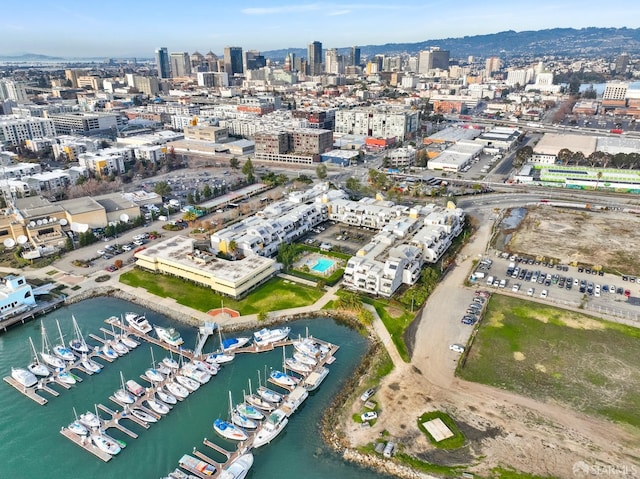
[2,0,640,58]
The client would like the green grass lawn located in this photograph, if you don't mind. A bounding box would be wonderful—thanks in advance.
[362,296,413,362]
[459,294,640,428]
[119,269,324,315]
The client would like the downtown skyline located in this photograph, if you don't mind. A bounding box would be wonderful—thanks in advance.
[1,0,640,58]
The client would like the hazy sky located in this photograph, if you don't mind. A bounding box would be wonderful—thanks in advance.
[2,0,639,57]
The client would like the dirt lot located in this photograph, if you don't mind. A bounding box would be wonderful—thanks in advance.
[507,206,640,275]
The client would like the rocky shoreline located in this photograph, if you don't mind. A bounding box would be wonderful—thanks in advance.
[67,287,419,478]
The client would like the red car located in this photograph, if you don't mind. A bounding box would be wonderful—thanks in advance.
[624,289,631,297]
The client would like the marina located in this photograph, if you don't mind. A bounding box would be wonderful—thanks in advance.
[0,298,386,479]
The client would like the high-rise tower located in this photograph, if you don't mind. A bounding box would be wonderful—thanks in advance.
[224,47,244,76]
[308,41,323,76]
[155,47,170,79]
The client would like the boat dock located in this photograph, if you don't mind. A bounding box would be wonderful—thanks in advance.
[59,427,113,462]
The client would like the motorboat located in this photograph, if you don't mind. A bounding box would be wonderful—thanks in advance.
[179,454,216,476]
[56,371,77,385]
[126,379,146,397]
[302,366,329,391]
[67,420,88,436]
[281,386,309,417]
[27,337,50,377]
[293,351,317,366]
[101,342,118,360]
[130,408,157,423]
[81,354,102,373]
[157,389,177,405]
[162,356,179,370]
[91,433,121,455]
[245,394,275,412]
[78,410,101,429]
[115,372,135,404]
[235,402,264,420]
[145,368,164,383]
[218,453,253,479]
[181,363,210,384]
[69,315,91,354]
[213,418,248,441]
[221,336,251,351]
[231,410,258,430]
[292,337,327,359]
[167,469,199,479]
[154,325,184,347]
[145,398,170,415]
[253,327,291,347]
[53,320,76,361]
[165,381,189,399]
[257,386,283,404]
[39,323,66,369]
[11,368,37,388]
[285,357,312,374]
[125,312,152,334]
[175,375,200,392]
[269,369,298,388]
[205,351,235,364]
[252,408,288,448]
[156,362,172,375]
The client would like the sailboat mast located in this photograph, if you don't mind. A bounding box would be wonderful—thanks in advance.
[56,319,66,347]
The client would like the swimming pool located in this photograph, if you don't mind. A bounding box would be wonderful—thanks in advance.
[312,258,336,273]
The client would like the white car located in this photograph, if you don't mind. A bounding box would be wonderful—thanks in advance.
[360,388,376,402]
[540,289,548,298]
[512,283,520,292]
[361,411,378,422]
[97,250,106,256]
[527,287,534,296]
[449,344,465,353]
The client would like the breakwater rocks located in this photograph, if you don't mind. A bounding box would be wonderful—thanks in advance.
[343,449,429,479]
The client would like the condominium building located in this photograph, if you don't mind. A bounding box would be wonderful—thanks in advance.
[135,235,276,299]
[0,79,28,102]
[0,116,56,147]
[334,107,420,141]
[603,82,629,101]
[47,112,120,135]
[253,128,333,165]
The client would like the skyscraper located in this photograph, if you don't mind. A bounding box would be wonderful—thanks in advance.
[418,47,450,74]
[170,52,191,78]
[350,46,361,67]
[155,47,170,79]
[308,41,322,76]
[224,47,244,76]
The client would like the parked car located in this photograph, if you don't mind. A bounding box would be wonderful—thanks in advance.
[527,287,534,296]
[361,411,378,422]
[449,344,465,353]
[512,283,520,292]
[360,388,376,402]
[540,289,548,299]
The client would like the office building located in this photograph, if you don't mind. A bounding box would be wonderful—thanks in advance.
[485,57,502,75]
[325,48,341,75]
[418,47,450,74]
[170,52,192,78]
[243,50,265,71]
[603,82,629,101]
[614,53,630,74]
[155,47,171,79]
[196,72,229,88]
[205,51,219,72]
[47,112,120,135]
[223,46,244,76]
[350,46,361,66]
[308,41,323,76]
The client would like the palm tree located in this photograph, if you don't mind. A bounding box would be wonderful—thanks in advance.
[594,171,602,191]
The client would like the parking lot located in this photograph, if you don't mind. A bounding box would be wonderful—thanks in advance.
[303,222,376,255]
[472,253,640,320]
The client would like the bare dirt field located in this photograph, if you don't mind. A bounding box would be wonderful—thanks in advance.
[506,206,640,275]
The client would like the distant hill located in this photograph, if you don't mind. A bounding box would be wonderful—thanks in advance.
[0,52,65,62]
[263,27,640,61]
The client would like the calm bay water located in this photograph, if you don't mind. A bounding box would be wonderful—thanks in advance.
[0,297,392,479]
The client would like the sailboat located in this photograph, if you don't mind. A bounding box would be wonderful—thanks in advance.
[156,387,177,405]
[130,407,157,423]
[68,315,91,354]
[144,398,170,415]
[231,409,258,430]
[235,401,264,420]
[114,371,135,404]
[109,324,129,356]
[161,352,179,370]
[213,392,249,441]
[245,379,275,412]
[257,368,283,404]
[145,347,165,383]
[91,433,121,455]
[81,353,102,373]
[27,336,50,377]
[165,381,189,400]
[101,331,118,360]
[206,327,236,364]
[119,316,139,349]
[39,322,65,369]
[67,408,89,436]
[53,319,75,361]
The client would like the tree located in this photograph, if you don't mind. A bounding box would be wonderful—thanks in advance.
[595,171,603,190]
[345,177,361,192]
[315,164,327,180]
[202,184,212,199]
[276,243,300,270]
[154,181,172,198]
[230,157,240,170]
[186,192,195,205]
[557,148,573,166]
[227,240,238,257]
[242,158,255,183]
[257,311,268,322]
[114,259,123,270]
[513,145,533,168]
[183,210,197,222]
[194,189,201,203]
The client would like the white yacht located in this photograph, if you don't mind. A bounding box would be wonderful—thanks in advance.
[78,410,101,429]
[154,325,184,347]
[144,368,164,383]
[130,408,157,423]
[101,342,118,360]
[253,327,291,347]
[218,453,254,479]
[175,374,200,392]
[213,418,248,441]
[115,372,135,404]
[269,369,298,388]
[252,408,288,448]
[81,354,102,373]
[91,433,121,455]
[53,320,75,361]
[145,398,169,415]
[293,351,317,366]
[206,351,235,364]
[285,357,312,374]
[126,379,146,397]
[231,410,258,430]
[257,386,282,404]
[56,371,77,385]
[67,420,88,436]
[221,336,251,351]
[181,363,210,384]
[165,381,189,399]
[11,368,37,388]
[162,356,179,370]
[125,312,152,334]
[156,389,177,405]
[302,366,329,391]
[235,402,264,420]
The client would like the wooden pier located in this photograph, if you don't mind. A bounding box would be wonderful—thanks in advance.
[59,427,113,462]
